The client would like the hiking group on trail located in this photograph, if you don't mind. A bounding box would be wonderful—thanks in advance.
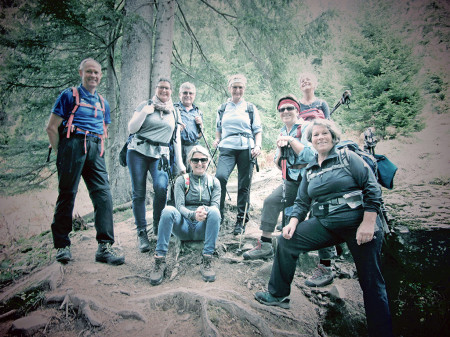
[46,58,395,337]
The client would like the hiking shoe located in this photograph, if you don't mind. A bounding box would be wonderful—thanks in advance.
[137,229,151,253]
[95,243,125,266]
[254,291,290,309]
[150,256,166,286]
[304,264,334,287]
[243,240,273,260]
[200,254,216,282]
[56,246,72,263]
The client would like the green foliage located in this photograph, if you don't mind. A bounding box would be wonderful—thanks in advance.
[335,2,424,138]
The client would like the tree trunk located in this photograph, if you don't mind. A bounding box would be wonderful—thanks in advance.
[109,0,154,205]
[151,0,175,95]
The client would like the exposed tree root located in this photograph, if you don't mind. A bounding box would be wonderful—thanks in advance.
[133,287,315,337]
[45,290,145,327]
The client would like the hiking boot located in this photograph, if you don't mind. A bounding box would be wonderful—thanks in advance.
[304,264,335,287]
[254,291,290,309]
[95,243,125,266]
[56,246,72,263]
[243,240,273,260]
[233,222,245,236]
[200,254,216,282]
[137,229,151,253]
[150,256,166,286]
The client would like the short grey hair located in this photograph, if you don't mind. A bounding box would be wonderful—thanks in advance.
[306,119,341,145]
[187,145,210,163]
[79,58,102,71]
[179,82,196,94]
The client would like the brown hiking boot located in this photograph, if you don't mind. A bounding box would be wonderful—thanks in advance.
[200,254,216,282]
[150,256,166,286]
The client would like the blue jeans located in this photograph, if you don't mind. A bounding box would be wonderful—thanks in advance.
[268,213,393,337]
[127,149,168,231]
[155,205,221,256]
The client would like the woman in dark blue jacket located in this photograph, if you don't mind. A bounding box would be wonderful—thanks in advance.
[255,119,393,337]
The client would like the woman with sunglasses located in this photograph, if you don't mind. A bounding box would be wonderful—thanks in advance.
[243,94,315,260]
[127,78,186,253]
[213,74,262,235]
[150,145,221,285]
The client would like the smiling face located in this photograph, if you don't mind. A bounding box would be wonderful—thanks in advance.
[278,103,298,127]
[311,124,334,156]
[229,82,245,103]
[299,75,317,94]
[190,152,209,176]
[156,81,172,103]
[79,60,102,93]
[179,87,196,108]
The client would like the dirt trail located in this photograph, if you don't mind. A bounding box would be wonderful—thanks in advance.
[0,111,449,336]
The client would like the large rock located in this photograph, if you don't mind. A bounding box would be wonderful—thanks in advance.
[10,312,48,336]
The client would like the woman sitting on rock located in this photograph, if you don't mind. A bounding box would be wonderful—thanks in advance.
[150,145,221,285]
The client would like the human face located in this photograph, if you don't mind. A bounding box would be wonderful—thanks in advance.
[156,81,172,103]
[311,125,334,156]
[190,153,209,176]
[79,61,102,93]
[179,88,196,108]
[299,76,316,93]
[278,103,298,126]
[229,82,245,103]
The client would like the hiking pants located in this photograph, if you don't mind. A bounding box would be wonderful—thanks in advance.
[268,213,393,337]
[215,148,254,218]
[51,136,114,249]
[127,149,169,231]
[261,180,336,260]
[155,205,221,256]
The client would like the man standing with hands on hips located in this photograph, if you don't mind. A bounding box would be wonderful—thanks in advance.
[46,58,125,266]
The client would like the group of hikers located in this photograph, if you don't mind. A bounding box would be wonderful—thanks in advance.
[46,58,393,336]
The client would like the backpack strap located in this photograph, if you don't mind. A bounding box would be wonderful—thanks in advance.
[218,102,254,128]
[306,153,349,182]
[183,173,190,195]
[298,108,325,121]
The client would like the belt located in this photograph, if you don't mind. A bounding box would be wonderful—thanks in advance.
[182,140,198,146]
[63,126,104,155]
[290,164,307,170]
[135,135,170,147]
[70,133,101,143]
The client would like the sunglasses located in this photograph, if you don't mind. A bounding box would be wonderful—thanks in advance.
[278,106,296,112]
[191,158,208,163]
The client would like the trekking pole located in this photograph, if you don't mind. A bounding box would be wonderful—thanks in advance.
[330,90,351,116]
[280,146,288,229]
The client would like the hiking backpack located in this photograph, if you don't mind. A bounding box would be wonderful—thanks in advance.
[298,107,325,121]
[217,102,255,129]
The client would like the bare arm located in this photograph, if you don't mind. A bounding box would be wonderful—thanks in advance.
[46,114,64,154]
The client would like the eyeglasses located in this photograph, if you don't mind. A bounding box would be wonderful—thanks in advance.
[232,86,244,89]
[157,86,171,91]
[182,91,194,95]
[278,106,296,112]
[190,158,208,163]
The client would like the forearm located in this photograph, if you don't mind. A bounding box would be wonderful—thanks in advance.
[128,109,148,134]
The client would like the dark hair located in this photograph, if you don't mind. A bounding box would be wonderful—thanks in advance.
[157,78,172,89]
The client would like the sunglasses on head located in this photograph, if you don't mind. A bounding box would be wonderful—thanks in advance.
[191,158,208,163]
[278,106,296,112]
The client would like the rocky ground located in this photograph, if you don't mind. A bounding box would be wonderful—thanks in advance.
[0,110,448,336]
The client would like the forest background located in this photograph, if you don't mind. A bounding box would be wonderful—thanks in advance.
[0,0,448,219]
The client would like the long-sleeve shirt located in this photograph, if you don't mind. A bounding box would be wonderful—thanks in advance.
[273,122,316,181]
[174,173,221,221]
[291,146,382,228]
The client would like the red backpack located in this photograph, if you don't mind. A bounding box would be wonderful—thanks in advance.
[298,108,325,121]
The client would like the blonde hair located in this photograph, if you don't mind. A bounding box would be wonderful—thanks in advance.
[227,74,247,88]
[187,145,210,163]
[306,119,341,145]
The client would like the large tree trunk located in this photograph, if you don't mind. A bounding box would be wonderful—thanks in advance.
[151,0,175,95]
[108,0,154,205]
